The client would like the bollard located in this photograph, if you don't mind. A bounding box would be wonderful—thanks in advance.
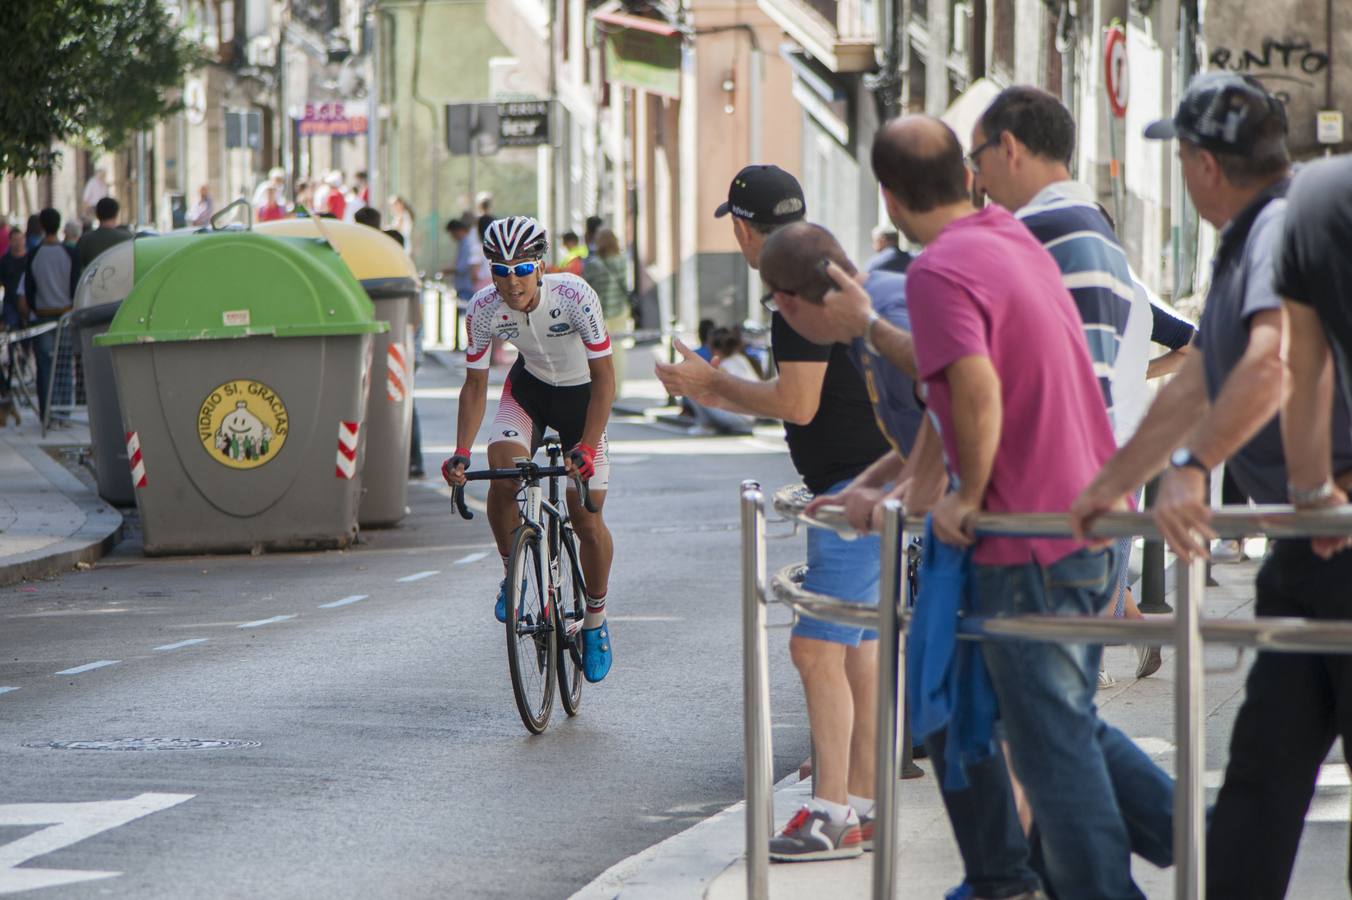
[872,501,904,900]
[1139,477,1173,613]
[1174,557,1207,899]
[741,481,772,900]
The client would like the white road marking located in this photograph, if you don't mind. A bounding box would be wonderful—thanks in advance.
[153,639,208,652]
[464,494,488,513]
[0,688,17,696]
[397,570,439,583]
[319,594,368,609]
[237,615,296,629]
[0,792,194,894]
[54,661,119,676]
[453,551,490,566]
[607,615,683,623]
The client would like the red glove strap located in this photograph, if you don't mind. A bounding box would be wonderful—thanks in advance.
[453,447,471,459]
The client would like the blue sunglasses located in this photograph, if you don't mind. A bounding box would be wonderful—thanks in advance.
[490,261,540,277]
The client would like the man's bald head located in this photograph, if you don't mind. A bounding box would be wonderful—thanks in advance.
[871,115,969,213]
[760,222,857,304]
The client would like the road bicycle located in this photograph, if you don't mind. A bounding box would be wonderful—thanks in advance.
[452,436,596,734]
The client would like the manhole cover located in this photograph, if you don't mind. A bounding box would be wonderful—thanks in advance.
[25,738,260,751]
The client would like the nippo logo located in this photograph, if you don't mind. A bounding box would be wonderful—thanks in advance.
[197,379,288,469]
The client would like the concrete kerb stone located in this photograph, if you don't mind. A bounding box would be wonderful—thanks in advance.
[569,772,800,900]
[0,432,123,587]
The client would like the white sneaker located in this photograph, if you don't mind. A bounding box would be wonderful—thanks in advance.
[1097,667,1117,688]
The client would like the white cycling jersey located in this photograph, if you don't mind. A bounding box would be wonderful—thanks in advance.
[464,273,612,387]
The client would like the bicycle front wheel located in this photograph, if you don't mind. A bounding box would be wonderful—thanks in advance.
[506,525,556,734]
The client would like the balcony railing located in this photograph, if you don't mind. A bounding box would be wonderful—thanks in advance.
[755,0,877,72]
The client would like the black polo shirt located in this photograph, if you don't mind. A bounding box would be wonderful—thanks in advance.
[1277,156,1352,411]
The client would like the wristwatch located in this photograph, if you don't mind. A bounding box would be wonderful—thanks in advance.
[862,309,882,355]
[1169,447,1210,475]
[1289,479,1335,506]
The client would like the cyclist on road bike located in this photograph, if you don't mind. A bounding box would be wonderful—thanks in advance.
[441,215,616,683]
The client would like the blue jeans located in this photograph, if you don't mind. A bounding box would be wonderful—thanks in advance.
[32,328,56,417]
[925,728,1042,898]
[972,548,1174,900]
[793,478,880,646]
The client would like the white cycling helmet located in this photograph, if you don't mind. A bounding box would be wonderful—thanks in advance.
[482,215,549,263]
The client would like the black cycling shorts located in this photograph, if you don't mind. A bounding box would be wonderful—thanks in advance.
[488,358,610,489]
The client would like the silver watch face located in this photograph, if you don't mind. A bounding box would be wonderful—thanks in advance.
[1170,448,1192,468]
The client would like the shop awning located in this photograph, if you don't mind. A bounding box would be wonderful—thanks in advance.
[594,2,683,98]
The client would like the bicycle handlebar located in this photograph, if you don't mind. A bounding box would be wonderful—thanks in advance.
[449,464,597,520]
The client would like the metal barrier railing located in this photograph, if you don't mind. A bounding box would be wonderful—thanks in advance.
[741,481,1352,900]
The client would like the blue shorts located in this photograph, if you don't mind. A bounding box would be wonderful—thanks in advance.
[792,478,881,647]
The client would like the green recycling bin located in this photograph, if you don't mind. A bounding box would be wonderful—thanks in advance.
[256,220,419,526]
[95,232,387,555]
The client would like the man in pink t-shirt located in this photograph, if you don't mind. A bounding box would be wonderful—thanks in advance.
[873,117,1171,900]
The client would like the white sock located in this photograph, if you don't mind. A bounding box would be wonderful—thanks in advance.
[583,591,606,629]
[811,797,853,825]
[848,793,875,819]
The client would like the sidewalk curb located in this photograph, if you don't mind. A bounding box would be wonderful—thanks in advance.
[570,773,799,900]
[0,434,123,587]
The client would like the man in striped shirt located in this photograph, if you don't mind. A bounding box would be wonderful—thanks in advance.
[969,86,1196,683]
[969,87,1134,422]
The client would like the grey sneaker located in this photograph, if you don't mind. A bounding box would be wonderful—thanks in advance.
[768,805,863,862]
[1135,645,1163,679]
[859,811,874,852]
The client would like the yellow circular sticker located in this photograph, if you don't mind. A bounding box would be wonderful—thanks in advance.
[197,379,289,469]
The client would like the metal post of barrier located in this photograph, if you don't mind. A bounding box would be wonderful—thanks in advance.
[1174,556,1207,899]
[741,480,772,900]
[872,500,904,900]
[436,285,446,348]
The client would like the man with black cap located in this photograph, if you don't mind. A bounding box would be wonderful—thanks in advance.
[1070,74,1352,897]
[656,164,891,861]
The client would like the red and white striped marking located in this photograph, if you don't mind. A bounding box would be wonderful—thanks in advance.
[126,431,147,488]
[335,421,360,479]
[386,343,408,403]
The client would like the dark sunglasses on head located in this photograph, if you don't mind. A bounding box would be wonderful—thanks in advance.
[490,261,540,278]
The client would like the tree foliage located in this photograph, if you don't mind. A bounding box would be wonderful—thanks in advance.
[0,0,202,176]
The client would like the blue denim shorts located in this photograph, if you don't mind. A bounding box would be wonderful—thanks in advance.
[792,478,881,647]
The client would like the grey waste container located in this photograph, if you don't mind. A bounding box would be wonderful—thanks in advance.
[73,239,135,505]
[255,219,420,527]
[94,232,387,555]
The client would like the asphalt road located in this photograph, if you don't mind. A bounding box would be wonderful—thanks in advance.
[0,354,811,898]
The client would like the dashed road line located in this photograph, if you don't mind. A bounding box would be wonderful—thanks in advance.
[154,639,209,651]
[453,551,490,566]
[319,594,368,609]
[238,615,296,629]
[54,661,120,676]
[397,571,439,583]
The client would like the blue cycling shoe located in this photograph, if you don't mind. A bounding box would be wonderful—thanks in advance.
[580,620,613,683]
[494,579,509,623]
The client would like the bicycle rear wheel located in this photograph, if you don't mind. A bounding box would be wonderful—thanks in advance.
[555,527,588,716]
[506,525,556,734]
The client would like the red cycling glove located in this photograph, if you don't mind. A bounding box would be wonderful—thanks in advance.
[441,448,471,485]
[568,443,597,481]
